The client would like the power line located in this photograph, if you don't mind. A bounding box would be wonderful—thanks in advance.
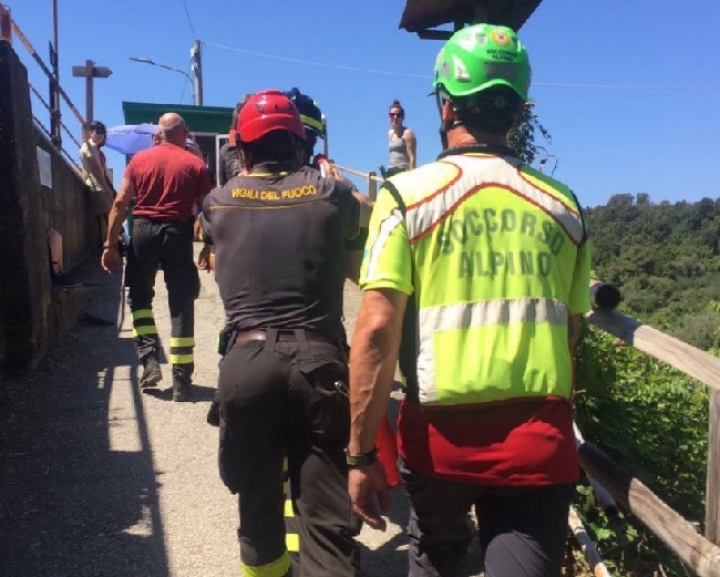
[536,82,720,91]
[203,41,720,91]
[180,0,197,39]
[203,41,427,79]
[179,58,193,103]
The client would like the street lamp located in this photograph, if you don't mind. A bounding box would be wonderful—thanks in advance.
[129,56,198,105]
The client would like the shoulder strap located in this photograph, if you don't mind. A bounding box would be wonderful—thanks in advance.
[381,180,407,215]
[379,179,419,402]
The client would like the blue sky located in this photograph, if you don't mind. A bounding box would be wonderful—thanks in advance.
[9,0,720,208]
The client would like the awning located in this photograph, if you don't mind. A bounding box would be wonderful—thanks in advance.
[399,0,543,35]
[122,101,234,135]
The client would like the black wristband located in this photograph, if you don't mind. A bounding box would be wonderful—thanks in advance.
[345,447,378,468]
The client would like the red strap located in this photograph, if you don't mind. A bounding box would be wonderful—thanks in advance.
[376,414,401,488]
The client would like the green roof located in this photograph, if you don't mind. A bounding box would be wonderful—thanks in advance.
[122,101,234,134]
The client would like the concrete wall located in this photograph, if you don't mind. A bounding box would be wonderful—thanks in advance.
[36,131,99,272]
[0,41,101,370]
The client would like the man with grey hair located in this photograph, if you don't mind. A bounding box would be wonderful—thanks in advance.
[102,112,212,401]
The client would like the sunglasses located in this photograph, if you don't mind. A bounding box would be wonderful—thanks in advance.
[389,112,402,118]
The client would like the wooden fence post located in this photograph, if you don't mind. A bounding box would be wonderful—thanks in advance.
[707,391,720,544]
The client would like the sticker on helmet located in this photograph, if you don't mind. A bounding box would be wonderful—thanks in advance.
[436,58,452,81]
[474,32,488,47]
[452,55,471,83]
[491,29,512,47]
[457,33,477,52]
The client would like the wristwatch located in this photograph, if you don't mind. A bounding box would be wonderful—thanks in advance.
[344,447,378,468]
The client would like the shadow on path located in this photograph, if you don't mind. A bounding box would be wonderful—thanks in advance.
[0,264,170,577]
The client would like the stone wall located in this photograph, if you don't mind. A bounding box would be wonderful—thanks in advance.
[36,131,99,272]
[0,41,101,370]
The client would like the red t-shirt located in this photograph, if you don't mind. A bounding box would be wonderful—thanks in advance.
[397,398,579,486]
[125,143,212,221]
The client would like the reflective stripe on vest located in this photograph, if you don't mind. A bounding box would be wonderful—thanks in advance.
[405,155,585,246]
[417,298,569,404]
[385,154,583,407]
[364,209,405,280]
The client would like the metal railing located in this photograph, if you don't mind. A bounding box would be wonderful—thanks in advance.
[333,164,381,202]
[2,3,85,174]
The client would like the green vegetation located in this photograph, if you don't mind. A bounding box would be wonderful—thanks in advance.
[586,194,720,349]
[568,195,720,576]
[573,327,709,576]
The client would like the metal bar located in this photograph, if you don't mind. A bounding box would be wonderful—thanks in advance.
[568,506,612,577]
[59,119,81,149]
[29,82,52,112]
[30,81,80,148]
[11,20,85,125]
[48,40,60,145]
[33,116,82,174]
[33,114,53,138]
[573,421,617,511]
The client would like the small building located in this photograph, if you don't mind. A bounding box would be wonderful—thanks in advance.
[122,101,234,184]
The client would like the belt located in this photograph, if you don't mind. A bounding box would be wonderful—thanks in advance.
[234,329,332,345]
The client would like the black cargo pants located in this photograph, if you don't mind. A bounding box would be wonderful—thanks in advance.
[401,460,574,577]
[126,216,200,383]
[217,329,361,577]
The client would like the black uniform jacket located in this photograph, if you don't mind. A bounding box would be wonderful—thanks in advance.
[203,162,360,341]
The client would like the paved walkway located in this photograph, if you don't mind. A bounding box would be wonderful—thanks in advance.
[0,247,482,577]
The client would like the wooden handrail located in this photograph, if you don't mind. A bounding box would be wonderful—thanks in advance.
[585,308,720,393]
[578,441,720,577]
[334,164,383,183]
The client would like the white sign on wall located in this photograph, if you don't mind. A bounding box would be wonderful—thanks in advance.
[36,146,52,189]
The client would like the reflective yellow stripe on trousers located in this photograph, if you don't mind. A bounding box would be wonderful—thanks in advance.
[169,337,194,365]
[242,552,291,577]
[132,309,158,337]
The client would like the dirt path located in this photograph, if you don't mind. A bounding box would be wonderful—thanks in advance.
[0,247,482,577]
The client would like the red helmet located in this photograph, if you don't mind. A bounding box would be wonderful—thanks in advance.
[237,90,305,143]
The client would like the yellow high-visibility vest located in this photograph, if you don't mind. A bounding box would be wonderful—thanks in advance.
[361,151,592,407]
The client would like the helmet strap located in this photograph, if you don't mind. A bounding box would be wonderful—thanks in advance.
[436,91,471,150]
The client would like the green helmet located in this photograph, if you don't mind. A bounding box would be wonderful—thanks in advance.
[433,23,531,101]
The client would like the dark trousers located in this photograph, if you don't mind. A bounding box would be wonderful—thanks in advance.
[402,462,573,577]
[126,217,199,382]
[218,332,361,577]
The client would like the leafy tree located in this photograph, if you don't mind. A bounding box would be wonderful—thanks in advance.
[585,195,720,339]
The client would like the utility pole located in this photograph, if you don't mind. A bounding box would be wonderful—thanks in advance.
[190,39,203,106]
[71,60,112,136]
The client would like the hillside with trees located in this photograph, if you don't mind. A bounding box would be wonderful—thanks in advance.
[573,194,719,576]
[585,194,720,349]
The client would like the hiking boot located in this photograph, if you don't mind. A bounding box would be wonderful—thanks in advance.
[173,382,193,402]
[172,364,193,402]
[140,358,163,391]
